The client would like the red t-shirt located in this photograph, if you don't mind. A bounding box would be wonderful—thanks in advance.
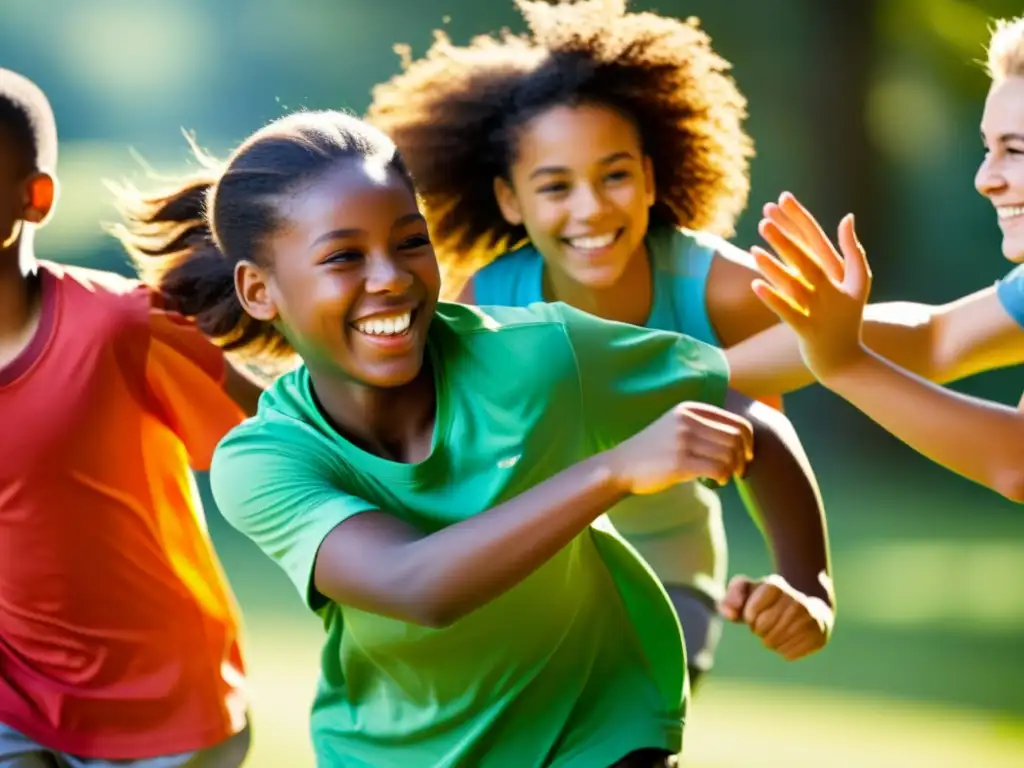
[0,263,248,759]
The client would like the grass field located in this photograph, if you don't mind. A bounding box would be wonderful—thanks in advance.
[238,622,1024,767]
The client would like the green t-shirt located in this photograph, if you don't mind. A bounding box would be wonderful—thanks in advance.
[210,301,729,768]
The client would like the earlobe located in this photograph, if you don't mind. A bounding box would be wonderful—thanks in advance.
[493,177,524,226]
[234,260,278,322]
[22,173,57,225]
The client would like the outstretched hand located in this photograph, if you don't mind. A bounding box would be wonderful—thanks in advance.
[749,192,874,382]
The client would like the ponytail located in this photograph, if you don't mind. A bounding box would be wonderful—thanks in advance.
[107,158,291,362]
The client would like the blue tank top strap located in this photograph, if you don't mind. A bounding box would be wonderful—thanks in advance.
[646,226,721,346]
[996,263,1024,329]
[471,245,546,307]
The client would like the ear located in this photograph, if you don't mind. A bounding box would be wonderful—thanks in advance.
[493,176,524,226]
[642,155,655,208]
[235,260,278,322]
[22,172,58,226]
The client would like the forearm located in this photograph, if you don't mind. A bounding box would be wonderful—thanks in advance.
[727,392,834,609]
[823,349,1024,501]
[399,454,627,626]
[726,302,939,399]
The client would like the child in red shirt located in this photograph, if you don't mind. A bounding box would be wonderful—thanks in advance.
[0,68,256,767]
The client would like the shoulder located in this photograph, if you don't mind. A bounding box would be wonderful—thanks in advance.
[693,231,779,345]
[435,300,570,334]
[996,263,1024,328]
[997,263,1024,293]
[40,262,157,359]
[42,261,147,322]
[212,371,337,487]
[469,243,543,307]
[43,261,143,296]
[433,301,582,390]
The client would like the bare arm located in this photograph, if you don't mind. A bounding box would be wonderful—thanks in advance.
[724,390,834,611]
[313,454,626,628]
[727,289,1024,399]
[728,193,1024,398]
[312,399,752,628]
[748,201,1024,502]
[820,351,1024,502]
[707,243,942,396]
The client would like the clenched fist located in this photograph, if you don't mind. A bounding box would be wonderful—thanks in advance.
[608,401,754,495]
[719,574,834,661]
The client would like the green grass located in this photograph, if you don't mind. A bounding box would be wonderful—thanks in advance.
[241,636,1024,766]
[234,618,1024,767]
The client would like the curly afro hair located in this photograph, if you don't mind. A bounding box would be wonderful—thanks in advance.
[367,0,753,286]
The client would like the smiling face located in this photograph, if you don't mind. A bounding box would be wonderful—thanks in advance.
[494,102,656,288]
[976,75,1024,263]
[236,157,441,389]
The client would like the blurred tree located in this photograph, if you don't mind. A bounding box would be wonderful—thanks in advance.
[879,0,1022,99]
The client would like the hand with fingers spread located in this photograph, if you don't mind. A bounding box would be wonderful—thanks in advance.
[608,401,755,495]
[719,573,834,661]
[749,192,874,382]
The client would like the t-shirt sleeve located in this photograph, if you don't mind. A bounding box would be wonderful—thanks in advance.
[142,288,245,471]
[546,302,730,451]
[210,422,378,610]
[996,264,1024,329]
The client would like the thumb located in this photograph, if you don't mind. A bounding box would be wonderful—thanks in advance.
[838,214,871,300]
[719,575,754,622]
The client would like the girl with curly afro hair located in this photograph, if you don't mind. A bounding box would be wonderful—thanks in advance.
[369,0,836,703]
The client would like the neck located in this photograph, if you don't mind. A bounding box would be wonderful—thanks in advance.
[0,234,40,340]
[309,359,437,464]
[543,241,652,326]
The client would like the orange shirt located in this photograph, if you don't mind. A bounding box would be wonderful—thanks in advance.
[0,263,247,759]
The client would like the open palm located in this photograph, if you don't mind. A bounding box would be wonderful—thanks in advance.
[749,193,873,381]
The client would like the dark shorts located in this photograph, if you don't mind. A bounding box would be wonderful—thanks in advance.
[665,584,724,691]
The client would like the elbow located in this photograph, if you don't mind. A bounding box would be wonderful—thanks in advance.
[993,470,1024,504]
[396,579,474,628]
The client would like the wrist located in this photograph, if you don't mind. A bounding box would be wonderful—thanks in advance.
[595,447,633,498]
[816,343,872,391]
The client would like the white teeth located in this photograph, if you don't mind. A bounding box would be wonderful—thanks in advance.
[355,311,412,337]
[569,232,617,250]
[998,206,1024,220]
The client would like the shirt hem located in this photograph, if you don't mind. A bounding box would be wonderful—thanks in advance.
[551,721,683,767]
[0,711,246,761]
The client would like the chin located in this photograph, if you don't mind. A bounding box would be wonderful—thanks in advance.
[361,358,425,389]
[567,261,632,290]
[1003,238,1024,264]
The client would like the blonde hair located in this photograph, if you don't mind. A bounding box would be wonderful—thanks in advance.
[987,16,1024,81]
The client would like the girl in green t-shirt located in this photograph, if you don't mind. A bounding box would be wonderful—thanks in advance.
[111,109,832,767]
[368,0,846,692]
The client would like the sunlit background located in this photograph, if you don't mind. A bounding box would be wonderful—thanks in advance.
[5,0,1024,765]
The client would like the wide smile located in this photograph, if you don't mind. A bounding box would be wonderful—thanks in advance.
[561,228,625,254]
[350,306,420,350]
[997,205,1024,224]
